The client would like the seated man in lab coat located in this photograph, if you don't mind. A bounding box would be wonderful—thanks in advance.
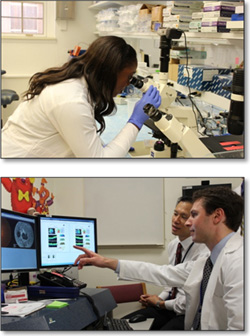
[122,196,209,330]
[74,186,244,330]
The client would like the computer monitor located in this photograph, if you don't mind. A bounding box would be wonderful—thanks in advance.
[39,215,97,268]
[1,209,39,273]
[182,183,232,197]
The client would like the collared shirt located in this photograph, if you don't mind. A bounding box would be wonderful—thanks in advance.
[178,236,194,262]
[161,237,209,313]
[210,232,235,265]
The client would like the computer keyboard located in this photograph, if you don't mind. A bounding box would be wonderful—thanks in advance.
[103,317,133,331]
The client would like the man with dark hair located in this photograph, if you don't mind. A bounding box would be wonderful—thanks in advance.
[74,186,244,330]
[123,196,209,330]
[192,187,243,233]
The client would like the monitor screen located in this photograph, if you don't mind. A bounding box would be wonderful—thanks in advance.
[182,183,232,197]
[39,215,97,268]
[1,209,39,273]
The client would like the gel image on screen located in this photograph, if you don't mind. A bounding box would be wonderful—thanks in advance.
[39,215,97,268]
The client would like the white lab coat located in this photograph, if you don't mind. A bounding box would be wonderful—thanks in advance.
[160,236,209,314]
[118,233,243,330]
[2,77,138,158]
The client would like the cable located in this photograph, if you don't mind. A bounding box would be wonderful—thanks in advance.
[6,273,19,288]
[79,290,102,329]
[176,97,185,106]
[62,266,72,273]
[182,31,207,131]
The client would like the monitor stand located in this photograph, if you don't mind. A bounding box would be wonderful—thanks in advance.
[18,272,29,286]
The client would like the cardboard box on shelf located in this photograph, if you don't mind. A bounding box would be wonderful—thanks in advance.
[139,4,154,18]
[168,58,180,82]
[151,5,166,31]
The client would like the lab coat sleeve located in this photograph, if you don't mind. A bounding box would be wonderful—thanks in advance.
[158,288,171,301]
[159,288,186,313]
[222,251,244,330]
[158,284,188,314]
[48,101,138,158]
[171,288,186,314]
[118,260,192,288]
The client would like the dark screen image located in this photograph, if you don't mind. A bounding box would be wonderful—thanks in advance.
[1,217,35,249]
[1,209,38,272]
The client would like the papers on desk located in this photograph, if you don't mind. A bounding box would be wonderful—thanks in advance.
[1,301,46,317]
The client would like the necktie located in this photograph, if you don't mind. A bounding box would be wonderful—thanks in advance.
[192,257,213,330]
[169,242,182,299]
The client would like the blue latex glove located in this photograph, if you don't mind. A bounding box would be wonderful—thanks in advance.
[128,85,161,130]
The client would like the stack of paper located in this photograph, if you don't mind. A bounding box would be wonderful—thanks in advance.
[1,302,46,317]
[163,1,203,31]
[202,1,239,32]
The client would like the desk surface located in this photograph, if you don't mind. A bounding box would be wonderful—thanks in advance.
[1,288,117,331]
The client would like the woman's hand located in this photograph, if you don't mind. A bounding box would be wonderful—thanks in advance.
[128,85,161,129]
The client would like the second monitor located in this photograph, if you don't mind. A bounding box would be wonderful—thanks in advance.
[39,215,97,268]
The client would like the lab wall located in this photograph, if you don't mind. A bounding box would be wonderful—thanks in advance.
[1,1,96,125]
[84,178,165,246]
[1,177,243,317]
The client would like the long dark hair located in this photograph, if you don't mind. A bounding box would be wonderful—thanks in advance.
[24,36,137,133]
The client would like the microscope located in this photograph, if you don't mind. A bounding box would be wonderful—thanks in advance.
[131,28,214,158]
[143,104,213,158]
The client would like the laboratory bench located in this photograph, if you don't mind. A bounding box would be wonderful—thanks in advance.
[101,103,244,159]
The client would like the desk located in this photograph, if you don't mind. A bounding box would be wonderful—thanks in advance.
[1,288,117,331]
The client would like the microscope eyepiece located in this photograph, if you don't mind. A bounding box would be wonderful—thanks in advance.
[130,76,144,89]
[143,104,162,122]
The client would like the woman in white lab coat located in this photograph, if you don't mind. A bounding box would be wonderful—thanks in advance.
[2,36,161,158]
[74,187,244,330]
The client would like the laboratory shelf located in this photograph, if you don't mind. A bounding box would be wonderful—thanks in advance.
[89,1,167,10]
[89,1,125,10]
[95,30,243,45]
[96,31,160,40]
[91,1,243,45]
[169,80,231,111]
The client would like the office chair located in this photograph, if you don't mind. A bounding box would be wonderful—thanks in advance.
[1,70,19,108]
[96,283,147,304]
